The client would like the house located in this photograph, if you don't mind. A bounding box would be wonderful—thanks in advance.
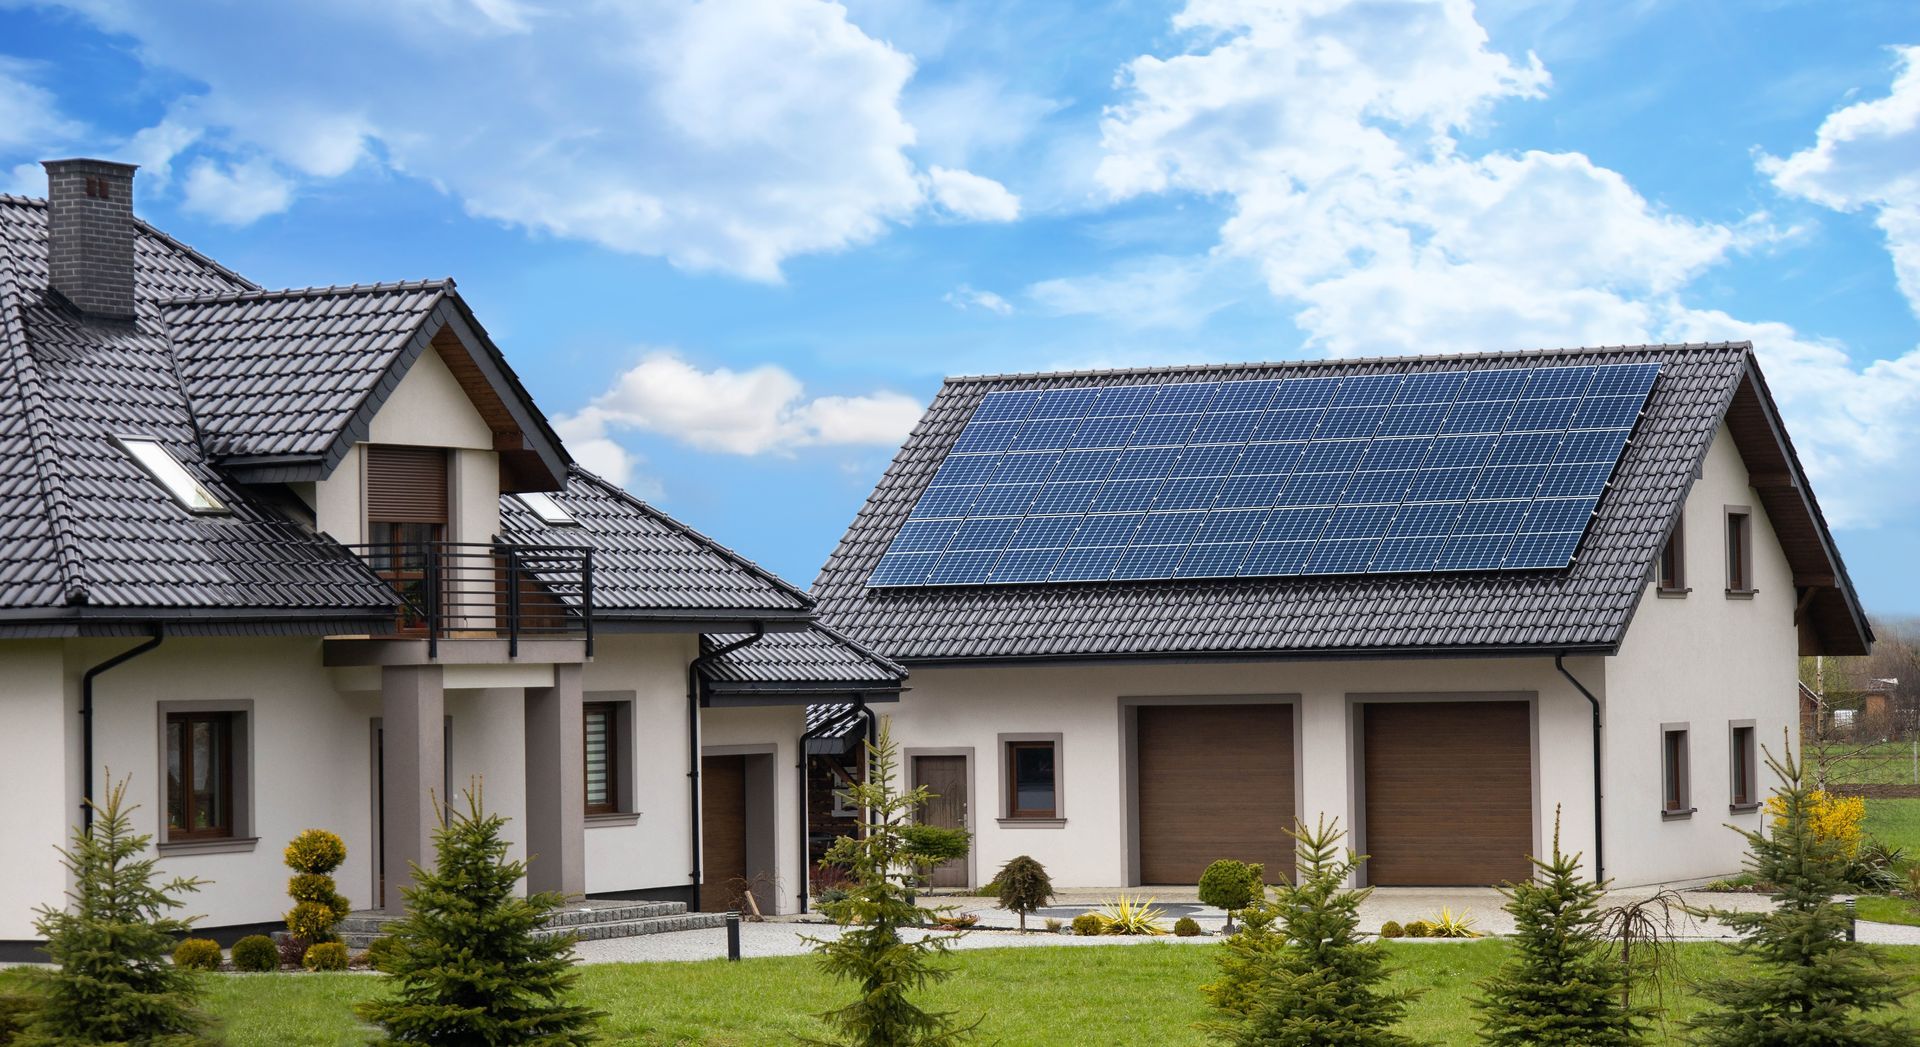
[812,345,1871,889]
[0,159,904,958]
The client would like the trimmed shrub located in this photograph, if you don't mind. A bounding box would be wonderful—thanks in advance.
[171,938,223,971]
[1378,920,1404,939]
[994,855,1055,932]
[1402,920,1434,938]
[1174,916,1202,937]
[302,941,349,972]
[230,935,279,973]
[285,900,340,942]
[1072,912,1107,936]
[362,934,405,974]
[1197,859,1264,933]
[281,829,350,954]
[284,829,347,874]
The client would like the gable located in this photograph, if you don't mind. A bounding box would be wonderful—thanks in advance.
[367,343,492,449]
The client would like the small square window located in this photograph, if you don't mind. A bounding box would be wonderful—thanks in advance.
[1725,509,1752,593]
[1661,725,1691,817]
[1730,724,1758,809]
[118,437,228,515]
[517,491,579,526]
[1005,740,1058,819]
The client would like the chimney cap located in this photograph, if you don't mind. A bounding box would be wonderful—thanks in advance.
[42,158,140,174]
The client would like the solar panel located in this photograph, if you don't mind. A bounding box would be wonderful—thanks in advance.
[866,361,1660,587]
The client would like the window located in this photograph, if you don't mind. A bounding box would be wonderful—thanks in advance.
[1005,740,1058,819]
[1725,508,1752,593]
[583,701,623,816]
[1657,512,1686,593]
[1661,724,1691,817]
[166,711,236,839]
[516,492,579,526]
[1730,723,1758,809]
[117,437,227,514]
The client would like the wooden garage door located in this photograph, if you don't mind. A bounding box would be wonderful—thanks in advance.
[1362,702,1532,886]
[1137,704,1294,884]
[700,755,747,912]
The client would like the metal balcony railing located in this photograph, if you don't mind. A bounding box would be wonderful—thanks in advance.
[347,541,594,658]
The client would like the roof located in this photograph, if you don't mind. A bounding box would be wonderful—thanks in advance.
[0,195,398,629]
[698,623,907,695]
[813,343,1871,663]
[499,466,814,624]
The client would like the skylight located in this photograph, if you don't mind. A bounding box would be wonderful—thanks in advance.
[117,437,228,515]
[517,491,579,526]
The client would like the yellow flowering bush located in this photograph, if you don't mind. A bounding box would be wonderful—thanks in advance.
[1766,789,1864,858]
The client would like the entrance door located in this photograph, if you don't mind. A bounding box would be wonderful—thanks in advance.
[1361,701,1533,886]
[700,755,748,911]
[912,755,969,888]
[1137,704,1295,884]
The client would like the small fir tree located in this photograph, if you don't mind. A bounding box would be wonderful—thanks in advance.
[356,783,601,1046]
[25,774,214,1046]
[1474,808,1646,1046]
[1201,817,1423,1047]
[993,855,1055,932]
[807,717,977,1045]
[1687,737,1916,1047]
[1198,859,1264,934]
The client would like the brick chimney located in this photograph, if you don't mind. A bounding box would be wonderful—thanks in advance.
[41,159,139,320]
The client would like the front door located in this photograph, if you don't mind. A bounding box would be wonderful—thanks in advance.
[700,755,748,911]
[912,755,969,889]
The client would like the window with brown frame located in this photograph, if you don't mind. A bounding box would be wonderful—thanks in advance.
[1661,725,1691,817]
[1657,512,1686,593]
[583,701,622,816]
[1005,740,1058,819]
[1730,724,1758,809]
[166,711,236,839]
[1725,509,1752,593]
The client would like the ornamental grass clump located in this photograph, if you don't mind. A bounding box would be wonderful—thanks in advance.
[807,718,977,1046]
[1474,809,1647,1046]
[356,784,601,1046]
[1095,895,1169,936]
[1687,736,1916,1047]
[26,774,215,1045]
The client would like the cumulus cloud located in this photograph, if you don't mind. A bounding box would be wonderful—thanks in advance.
[34,0,1017,277]
[1760,46,1920,315]
[180,157,293,224]
[0,58,84,192]
[1028,254,1248,330]
[556,351,923,461]
[944,284,1014,314]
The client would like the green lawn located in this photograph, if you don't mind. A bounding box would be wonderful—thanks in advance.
[14,941,1920,1046]
[1813,743,1920,787]
[1866,797,1920,855]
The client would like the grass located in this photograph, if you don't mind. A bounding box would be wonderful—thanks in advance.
[1812,742,1920,786]
[1866,797,1920,855]
[1856,895,1920,928]
[12,941,1920,1045]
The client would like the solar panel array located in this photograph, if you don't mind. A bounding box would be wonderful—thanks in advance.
[866,362,1661,588]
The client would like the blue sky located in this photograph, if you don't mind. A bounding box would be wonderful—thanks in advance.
[2,0,1918,614]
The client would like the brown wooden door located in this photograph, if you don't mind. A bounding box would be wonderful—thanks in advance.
[1137,704,1295,885]
[700,755,747,911]
[912,755,969,888]
[1362,701,1533,886]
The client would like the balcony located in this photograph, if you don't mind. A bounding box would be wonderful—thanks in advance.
[346,541,594,658]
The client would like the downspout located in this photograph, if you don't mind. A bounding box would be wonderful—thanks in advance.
[80,628,164,834]
[686,622,766,903]
[1555,653,1605,882]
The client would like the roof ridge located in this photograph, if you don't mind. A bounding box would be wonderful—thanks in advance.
[0,247,86,604]
[565,464,816,611]
[160,277,455,307]
[801,618,910,677]
[941,341,1753,385]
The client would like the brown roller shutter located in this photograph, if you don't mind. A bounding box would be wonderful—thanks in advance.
[1137,704,1294,884]
[1362,701,1533,886]
[365,446,448,523]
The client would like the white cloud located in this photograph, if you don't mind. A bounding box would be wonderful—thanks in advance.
[0,58,82,156]
[1760,46,1920,315]
[926,165,1021,221]
[1028,254,1248,330]
[944,284,1013,314]
[179,157,293,224]
[37,0,1017,278]
[557,350,923,459]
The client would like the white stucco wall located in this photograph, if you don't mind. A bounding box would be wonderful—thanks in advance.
[883,655,1599,889]
[702,704,808,915]
[0,642,72,940]
[1602,423,1800,886]
[580,633,700,896]
[446,687,528,873]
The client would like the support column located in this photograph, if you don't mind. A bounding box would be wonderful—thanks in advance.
[382,664,445,915]
[524,663,586,897]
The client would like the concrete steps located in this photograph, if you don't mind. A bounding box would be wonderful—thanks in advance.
[285,900,724,952]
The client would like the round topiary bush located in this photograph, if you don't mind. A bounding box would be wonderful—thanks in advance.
[1197,859,1264,932]
[1402,919,1434,939]
[1378,920,1404,939]
[1071,912,1106,936]
[1173,916,1202,937]
[363,935,406,974]
[285,829,347,874]
[286,901,340,943]
[171,937,222,971]
[230,935,279,972]
[282,829,350,950]
[303,941,349,972]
